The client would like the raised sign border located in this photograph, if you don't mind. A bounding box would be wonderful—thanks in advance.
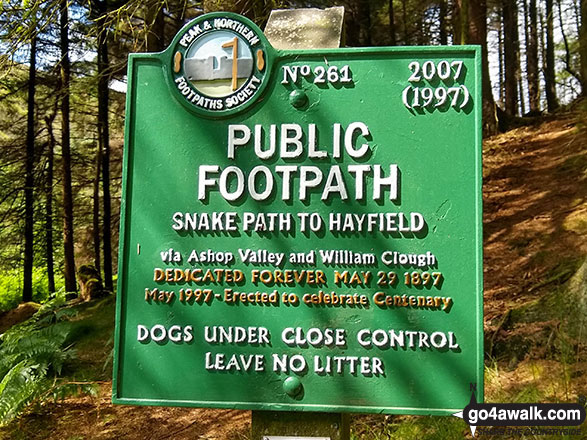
[112,39,483,416]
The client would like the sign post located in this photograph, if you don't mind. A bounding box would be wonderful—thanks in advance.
[252,411,349,440]
[113,11,483,437]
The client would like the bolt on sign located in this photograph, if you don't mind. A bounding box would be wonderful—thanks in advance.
[113,12,483,415]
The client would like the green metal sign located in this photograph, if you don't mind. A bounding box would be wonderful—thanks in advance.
[113,12,483,415]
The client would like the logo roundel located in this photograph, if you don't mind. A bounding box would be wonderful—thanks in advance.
[169,13,272,117]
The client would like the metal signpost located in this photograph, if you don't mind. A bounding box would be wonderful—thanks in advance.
[113,11,483,438]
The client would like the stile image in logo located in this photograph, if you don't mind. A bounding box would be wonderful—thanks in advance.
[115,9,484,415]
[169,13,272,116]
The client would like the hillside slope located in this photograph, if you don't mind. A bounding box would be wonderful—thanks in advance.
[484,105,587,321]
[483,102,587,369]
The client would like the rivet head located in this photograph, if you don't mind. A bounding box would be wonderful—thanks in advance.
[283,376,303,396]
[289,90,308,108]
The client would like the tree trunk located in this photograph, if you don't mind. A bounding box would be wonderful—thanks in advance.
[93,144,101,274]
[518,75,526,114]
[416,11,425,45]
[145,0,165,52]
[545,0,559,111]
[439,0,448,45]
[45,114,56,294]
[389,0,397,45]
[60,0,77,293]
[23,34,37,303]
[526,0,540,112]
[345,5,360,46]
[470,0,499,135]
[498,19,505,106]
[557,0,582,85]
[402,0,409,44]
[503,0,519,116]
[453,0,470,45]
[581,0,586,94]
[98,18,114,292]
[358,0,372,46]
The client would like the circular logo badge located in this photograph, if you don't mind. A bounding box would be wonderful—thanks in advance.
[169,13,272,117]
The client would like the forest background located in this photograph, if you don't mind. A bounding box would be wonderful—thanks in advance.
[0,0,586,437]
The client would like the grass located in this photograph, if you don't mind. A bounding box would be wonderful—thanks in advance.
[351,415,469,439]
[348,356,586,439]
[0,268,65,313]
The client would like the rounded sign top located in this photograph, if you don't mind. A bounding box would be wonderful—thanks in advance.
[167,12,273,117]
